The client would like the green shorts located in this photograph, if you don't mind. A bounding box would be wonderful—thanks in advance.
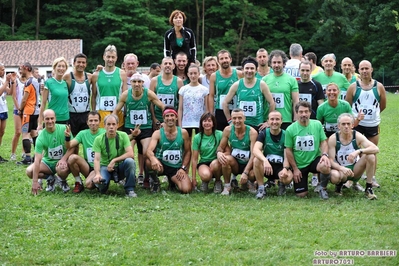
[42,159,57,174]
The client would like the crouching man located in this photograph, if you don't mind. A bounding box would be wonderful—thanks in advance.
[28,109,71,195]
[253,111,293,198]
[92,114,137,197]
[328,113,378,199]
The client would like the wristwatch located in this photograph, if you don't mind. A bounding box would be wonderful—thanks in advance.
[181,165,187,171]
[284,166,291,171]
[322,153,329,157]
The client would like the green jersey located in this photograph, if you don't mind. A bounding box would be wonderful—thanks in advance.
[285,120,327,169]
[229,125,251,165]
[35,124,70,166]
[236,79,264,126]
[192,130,223,163]
[215,69,239,110]
[74,128,106,167]
[255,69,274,80]
[155,127,184,168]
[96,68,122,111]
[155,75,179,122]
[263,73,298,123]
[92,131,131,167]
[316,100,352,133]
[44,78,70,121]
[125,88,152,130]
[312,71,350,100]
[257,128,285,164]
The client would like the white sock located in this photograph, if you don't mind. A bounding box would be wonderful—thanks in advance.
[75,176,82,184]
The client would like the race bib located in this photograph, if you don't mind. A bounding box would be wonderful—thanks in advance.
[162,150,181,164]
[325,122,338,132]
[70,91,89,112]
[48,145,63,160]
[340,90,347,100]
[99,96,116,111]
[231,148,250,162]
[86,147,95,163]
[239,101,256,117]
[129,110,147,125]
[359,104,376,120]
[295,135,315,151]
[219,94,236,110]
[299,93,311,104]
[157,94,175,106]
[272,93,284,108]
[337,147,357,166]
[266,154,283,164]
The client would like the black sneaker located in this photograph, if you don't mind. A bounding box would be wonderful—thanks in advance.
[365,187,377,200]
[151,177,160,193]
[0,156,8,163]
[231,179,239,190]
[17,158,31,165]
[265,180,276,189]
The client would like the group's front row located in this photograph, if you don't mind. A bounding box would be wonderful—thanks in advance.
[27,101,378,200]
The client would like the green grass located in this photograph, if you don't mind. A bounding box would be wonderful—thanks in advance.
[1,94,398,265]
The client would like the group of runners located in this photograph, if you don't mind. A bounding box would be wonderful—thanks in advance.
[0,41,385,200]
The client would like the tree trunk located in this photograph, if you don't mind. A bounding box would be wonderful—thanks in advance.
[36,0,40,39]
[11,0,15,35]
[195,0,200,61]
[235,16,245,65]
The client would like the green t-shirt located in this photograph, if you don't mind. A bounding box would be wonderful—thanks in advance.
[125,88,152,130]
[44,78,70,121]
[155,127,184,168]
[96,68,122,111]
[285,120,327,169]
[316,100,352,133]
[192,130,223,163]
[74,128,106,167]
[155,75,179,122]
[312,71,350,100]
[263,73,298,122]
[236,79,264,126]
[92,131,131,166]
[35,124,70,165]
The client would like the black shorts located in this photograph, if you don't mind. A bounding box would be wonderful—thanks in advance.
[184,127,199,138]
[197,161,211,169]
[215,109,229,131]
[325,130,335,138]
[161,163,180,179]
[69,112,89,136]
[22,114,38,133]
[294,156,321,194]
[264,163,284,180]
[354,125,379,138]
[281,122,292,130]
[123,127,153,154]
[232,161,246,175]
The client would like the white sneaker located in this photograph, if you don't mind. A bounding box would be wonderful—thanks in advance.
[221,186,230,196]
[10,154,16,161]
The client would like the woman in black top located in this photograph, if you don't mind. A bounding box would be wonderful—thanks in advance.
[164,10,197,65]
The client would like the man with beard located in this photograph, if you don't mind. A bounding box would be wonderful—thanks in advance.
[174,52,190,85]
[222,56,275,131]
[146,107,192,194]
[285,101,331,199]
[255,48,273,79]
[208,49,243,131]
[263,50,299,130]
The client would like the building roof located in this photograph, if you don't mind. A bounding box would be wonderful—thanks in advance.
[0,39,82,67]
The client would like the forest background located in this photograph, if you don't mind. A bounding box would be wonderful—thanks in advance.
[0,0,398,85]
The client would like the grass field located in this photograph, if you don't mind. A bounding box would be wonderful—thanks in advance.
[0,94,398,265]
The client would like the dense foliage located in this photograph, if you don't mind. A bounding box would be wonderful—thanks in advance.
[1,0,398,84]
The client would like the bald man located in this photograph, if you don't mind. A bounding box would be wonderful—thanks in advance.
[341,57,358,85]
[345,60,386,188]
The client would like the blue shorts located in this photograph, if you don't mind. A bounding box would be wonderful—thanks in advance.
[0,112,8,120]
